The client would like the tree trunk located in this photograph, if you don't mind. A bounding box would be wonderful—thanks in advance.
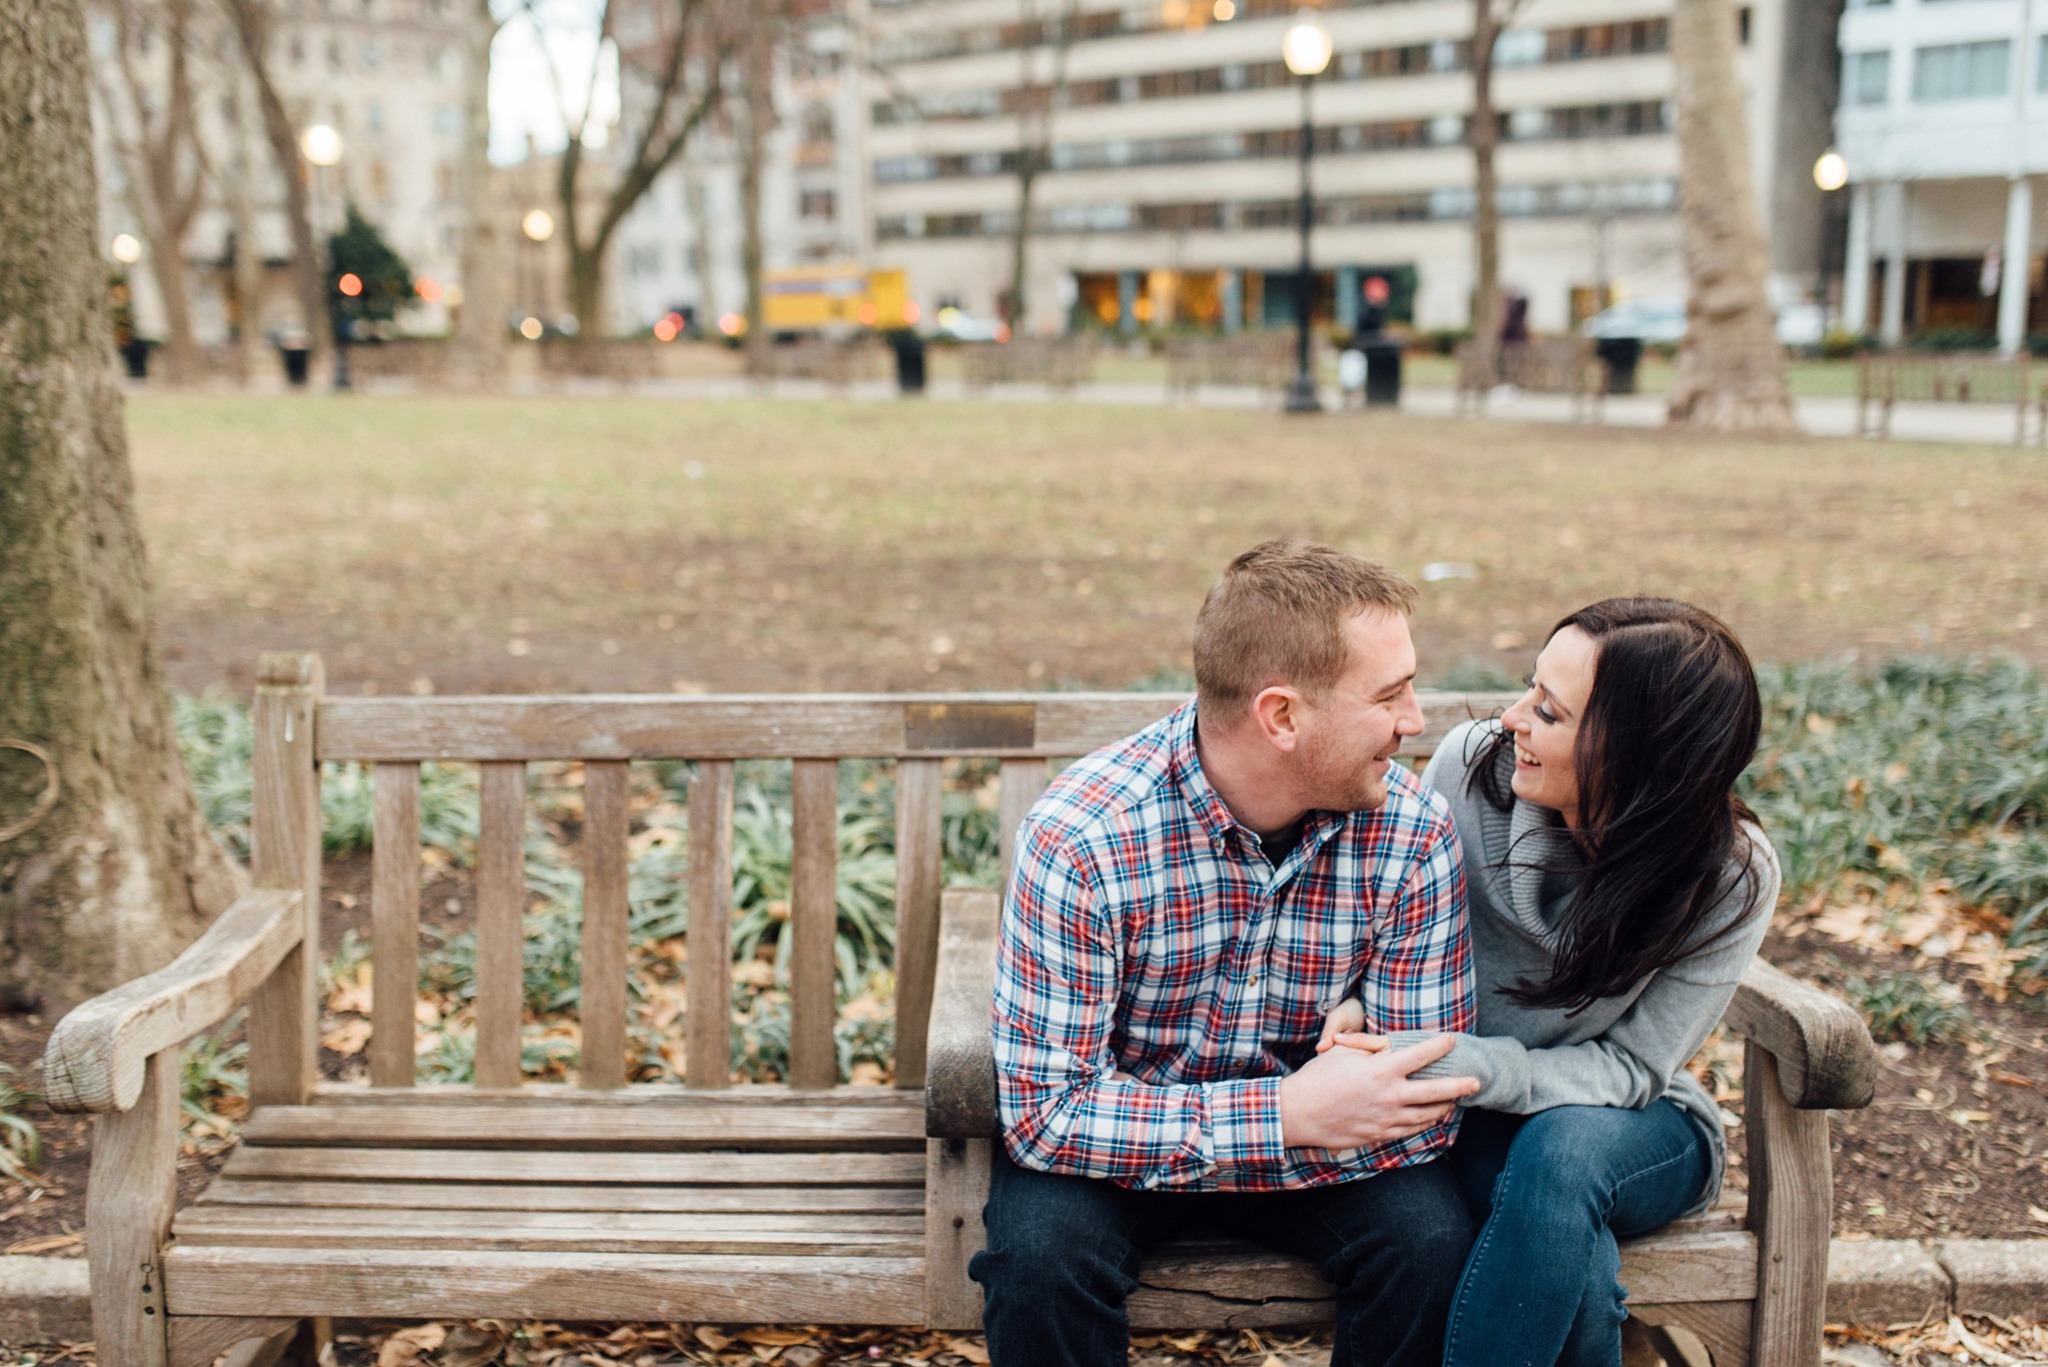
[567,242,604,343]
[739,14,771,373]
[226,0,326,368]
[1468,0,1503,384]
[1665,0,1796,431]
[449,0,504,384]
[151,247,202,384]
[0,0,243,1011]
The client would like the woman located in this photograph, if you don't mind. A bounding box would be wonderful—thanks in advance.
[1319,598,1779,1367]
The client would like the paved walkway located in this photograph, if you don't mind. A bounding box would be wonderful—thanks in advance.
[476,372,2043,448]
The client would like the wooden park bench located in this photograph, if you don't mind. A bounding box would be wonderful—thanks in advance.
[46,657,1875,1366]
[1164,334,1298,400]
[1455,338,1606,422]
[959,337,1098,392]
[754,337,884,389]
[1855,353,2037,443]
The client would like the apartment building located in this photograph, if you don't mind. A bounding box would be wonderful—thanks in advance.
[601,3,872,335]
[861,0,1838,335]
[89,0,480,347]
[1833,0,2045,350]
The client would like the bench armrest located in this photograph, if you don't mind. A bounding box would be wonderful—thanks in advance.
[926,888,1000,1139]
[43,888,304,1113]
[1722,956,1878,1111]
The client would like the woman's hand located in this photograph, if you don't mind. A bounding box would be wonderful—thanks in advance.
[1316,998,1389,1055]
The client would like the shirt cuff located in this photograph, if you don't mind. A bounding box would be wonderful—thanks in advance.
[1205,1075,1286,1174]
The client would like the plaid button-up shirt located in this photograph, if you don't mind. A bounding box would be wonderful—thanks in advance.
[992,701,1473,1191]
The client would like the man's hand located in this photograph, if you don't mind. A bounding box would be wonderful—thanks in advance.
[1315,997,1368,1052]
[1279,1033,1480,1152]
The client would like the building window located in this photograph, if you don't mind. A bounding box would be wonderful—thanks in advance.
[1493,29,1545,66]
[367,101,385,132]
[1846,50,1890,104]
[2038,35,2048,90]
[800,190,836,220]
[1914,40,2010,101]
[362,40,380,70]
[435,103,462,136]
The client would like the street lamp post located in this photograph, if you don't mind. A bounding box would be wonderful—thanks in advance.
[1812,150,1848,333]
[299,124,347,389]
[1282,17,1333,413]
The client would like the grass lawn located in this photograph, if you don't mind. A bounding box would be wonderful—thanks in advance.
[127,391,2045,699]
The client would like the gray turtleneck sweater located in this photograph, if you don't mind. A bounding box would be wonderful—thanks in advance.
[1394,719,1780,1211]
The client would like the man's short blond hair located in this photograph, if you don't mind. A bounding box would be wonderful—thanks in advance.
[1193,540,1417,719]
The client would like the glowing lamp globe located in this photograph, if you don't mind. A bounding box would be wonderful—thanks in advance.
[300,124,343,167]
[1812,151,1848,193]
[110,233,143,264]
[522,209,556,242]
[1283,17,1333,77]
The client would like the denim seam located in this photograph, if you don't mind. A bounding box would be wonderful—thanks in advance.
[1444,1119,1704,1365]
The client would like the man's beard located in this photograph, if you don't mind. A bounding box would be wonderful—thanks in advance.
[1297,728,1391,813]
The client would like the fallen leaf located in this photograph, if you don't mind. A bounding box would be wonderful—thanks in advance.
[435,1325,508,1367]
[4,1233,82,1254]
[321,1018,373,1056]
[944,1337,990,1364]
[1988,1068,2032,1088]
[695,1326,732,1350]
[2028,1206,2048,1223]
[739,1328,817,1346]
[376,1323,447,1367]
[1947,1109,1994,1126]
[327,961,373,1015]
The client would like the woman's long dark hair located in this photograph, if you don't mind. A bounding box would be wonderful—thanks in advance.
[1474,598,1764,1012]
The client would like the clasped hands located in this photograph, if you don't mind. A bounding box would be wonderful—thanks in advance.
[1276,997,1481,1153]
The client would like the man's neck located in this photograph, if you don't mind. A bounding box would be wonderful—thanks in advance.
[1194,712,1310,841]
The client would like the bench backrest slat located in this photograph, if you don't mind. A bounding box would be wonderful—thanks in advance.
[580,761,632,1090]
[370,763,421,1089]
[474,762,528,1088]
[321,688,1517,1094]
[789,759,843,1090]
[892,759,946,1089]
[685,760,737,1088]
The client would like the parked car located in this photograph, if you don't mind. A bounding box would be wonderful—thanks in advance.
[933,306,1008,342]
[1581,298,1689,344]
[1581,297,1829,349]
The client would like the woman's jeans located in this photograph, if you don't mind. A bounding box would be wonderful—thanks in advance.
[1443,1101,1714,1367]
[971,1145,1474,1367]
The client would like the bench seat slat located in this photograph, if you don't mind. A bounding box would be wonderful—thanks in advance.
[241,1102,925,1150]
[307,1081,923,1107]
[172,1209,924,1256]
[163,1247,928,1323]
[1124,1228,1758,1329]
[178,1208,924,1236]
[217,1147,927,1186]
[193,1179,926,1215]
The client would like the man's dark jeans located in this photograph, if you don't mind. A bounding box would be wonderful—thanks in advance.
[969,1146,1474,1367]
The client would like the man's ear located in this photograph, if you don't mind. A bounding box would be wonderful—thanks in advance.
[1250,685,1302,753]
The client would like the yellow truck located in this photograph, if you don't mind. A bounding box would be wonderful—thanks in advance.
[761,265,916,332]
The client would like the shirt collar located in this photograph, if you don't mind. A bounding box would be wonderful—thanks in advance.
[1169,700,1345,861]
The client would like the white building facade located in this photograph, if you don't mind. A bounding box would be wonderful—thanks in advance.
[1834,0,2046,350]
[859,0,1838,336]
[89,0,479,348]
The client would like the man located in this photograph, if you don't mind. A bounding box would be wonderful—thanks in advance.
[971,540,1480,1367]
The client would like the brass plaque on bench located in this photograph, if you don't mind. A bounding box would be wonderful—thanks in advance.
[904,702,1037,752]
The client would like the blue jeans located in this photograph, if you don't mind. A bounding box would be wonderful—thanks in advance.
[971,1145,1473,1367]
[1442,1102,1713,1367]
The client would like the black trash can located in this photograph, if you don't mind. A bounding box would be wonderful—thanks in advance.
[1363,340,1403,407]
[891,331,927,395]
[279,346,311,386]
[119,339,151,380]
[1595,336,1643,395]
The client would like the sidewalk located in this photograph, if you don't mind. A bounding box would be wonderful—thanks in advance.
[466,371,2042,448]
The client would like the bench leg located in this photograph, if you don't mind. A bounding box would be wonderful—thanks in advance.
[170,1318,302,1367]
[1745,1045,1831,1367]
[925,1137,992,1332]
[89,1048,180,1367]
[1636,1301,1752,1367]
